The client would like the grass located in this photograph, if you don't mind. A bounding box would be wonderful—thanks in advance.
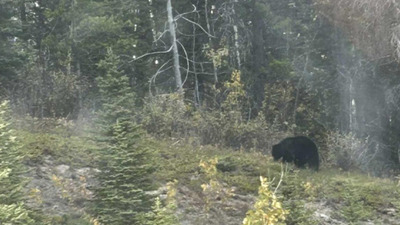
[15,120,400,224]
[153,138,400,224]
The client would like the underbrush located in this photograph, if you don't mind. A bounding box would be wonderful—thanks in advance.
[140,91,396,177]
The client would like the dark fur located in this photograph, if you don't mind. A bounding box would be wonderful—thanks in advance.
[272,136,319,171]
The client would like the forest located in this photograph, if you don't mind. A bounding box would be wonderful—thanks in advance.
[1,0,400,224]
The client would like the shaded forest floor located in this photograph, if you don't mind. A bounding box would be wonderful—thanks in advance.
[18,120,400,224]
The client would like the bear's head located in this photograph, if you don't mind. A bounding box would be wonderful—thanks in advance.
[272,144,283,161]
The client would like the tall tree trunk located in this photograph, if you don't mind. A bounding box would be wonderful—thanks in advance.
[192,9,200,107]
[167,0,183,94]
[205,0,218,84]
[293,54,309,124]
[231,0,241,69]
[251,0,266,107]
[19,0,27,39]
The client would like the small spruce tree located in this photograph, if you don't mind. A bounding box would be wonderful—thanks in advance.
[92,48,155,225]
[0,100,35,224]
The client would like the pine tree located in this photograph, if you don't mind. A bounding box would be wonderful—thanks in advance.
[92,48,155,225]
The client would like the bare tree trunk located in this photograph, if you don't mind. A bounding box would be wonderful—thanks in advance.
[167,0,183,94]
[293,54,309,124]
[149,0,157,42]
[251,0,267,106]
[192,10,200,108]
[205,0,218,84]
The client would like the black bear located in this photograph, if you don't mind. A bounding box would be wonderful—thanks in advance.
[272,136,319,171]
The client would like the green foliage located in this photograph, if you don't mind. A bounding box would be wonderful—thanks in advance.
[93,121,155,224]
[279,170,318,225]
[268,59,293,81]
[243,176,288,225]
[337,186,373,222]
[323,175,397,223]
[0,101,25,203]
[203,44,229,68]
[222,70,249,120]
[92,49,155,224]
[0,101,35,223]
[0,0,23,86]
[141,93,188,137]
[16,117,97,166]
[141,88,289,151]
[0,203,35,225]
[262,81,296,129]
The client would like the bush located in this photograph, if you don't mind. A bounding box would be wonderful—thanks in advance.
[243,176,288,225]
[325,131,368,171]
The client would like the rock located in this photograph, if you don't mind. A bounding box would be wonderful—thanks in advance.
[76,167,91,175]
[55,165,70,175]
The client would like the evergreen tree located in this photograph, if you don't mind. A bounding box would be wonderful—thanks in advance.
[0,100,35,224]
[0,0,22,87]
[92,48,155,225]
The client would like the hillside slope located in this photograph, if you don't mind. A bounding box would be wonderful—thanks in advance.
[18,123,400,224]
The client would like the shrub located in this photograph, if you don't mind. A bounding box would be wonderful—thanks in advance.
[243,176,288,225]
[325,131,368,171]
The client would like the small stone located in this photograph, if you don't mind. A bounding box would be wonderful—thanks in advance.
[55,165,70,175]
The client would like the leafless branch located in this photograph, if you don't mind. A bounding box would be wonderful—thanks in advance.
[274,163,286,195]
[177,40,190,86]
[148,59,173,96]
[178,16,216,38]
[130,45,173,62]
[174,4,198,20]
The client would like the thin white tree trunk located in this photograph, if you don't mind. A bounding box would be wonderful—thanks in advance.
[205,0,218,84]
[192,13,200,107]
[167,0,184,94]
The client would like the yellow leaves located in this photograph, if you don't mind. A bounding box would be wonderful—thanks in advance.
[199,157,218,178]
[223,70,248,116]
[51,174,60,183]
[200,158,234,211]
[225,70,245,96]
[243,176,288,225]
[51,174,71,200]
[90,217,102,225]
[203,44,228,68]
[29,188,43,204]
[166,179,178,205]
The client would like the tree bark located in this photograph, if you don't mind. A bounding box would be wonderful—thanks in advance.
[167,0,183,94]
[251,0,266,107]
[205,0,218,84]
